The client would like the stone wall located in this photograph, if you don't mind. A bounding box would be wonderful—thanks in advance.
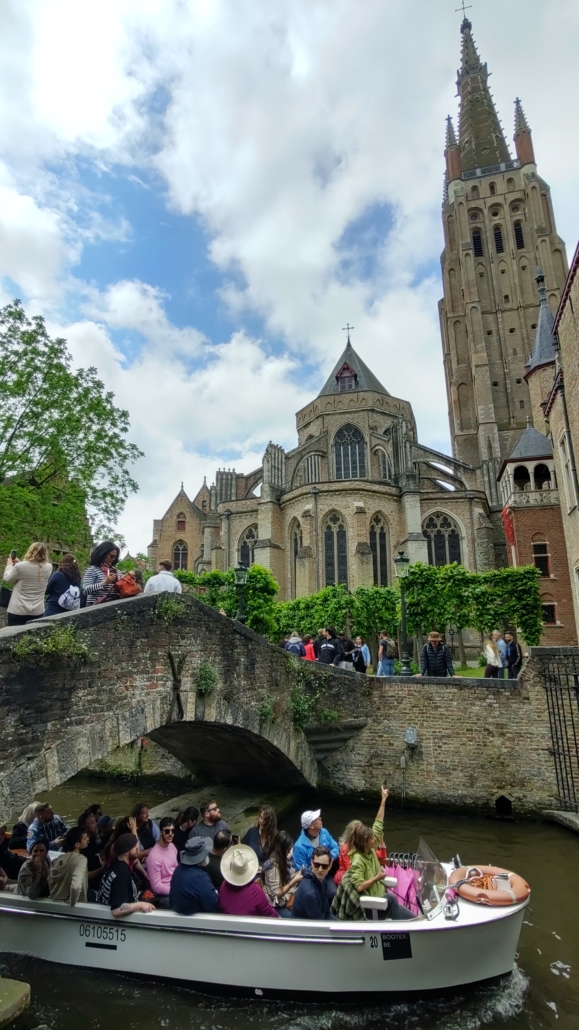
[0,592,568,821]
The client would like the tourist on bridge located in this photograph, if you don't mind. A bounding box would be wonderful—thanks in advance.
[302,635,316,661]
[97,834,155,918]
[242,805,277,864]
[418,631,455,677]
[377,631,397,676]
[356,637,371,668]
[49,827,89,906]
[2,542,52,626]
[169,837,218,916]
[81,541,120,606]
[17,841,51,899]
[143,559,182,594]
[292,846,335,920]
[316,627,344,666]
[284,631,306,657]
[44,553,82,616]
[206,830,232,890]
[173,806,199,853]
[483,635,503,679]
[27,803,68,852]
[504,632,523,679]
[292,810,339,872]
[219,845,279,918]
[338,632,355,669]
[492,630,508,679]
[193,800,230,842]
[146,817,178,907]
[312,628,325,658]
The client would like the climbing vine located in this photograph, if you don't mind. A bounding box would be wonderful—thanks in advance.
[12,625,89,664]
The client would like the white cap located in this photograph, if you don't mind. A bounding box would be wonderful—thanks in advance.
[301,809,321,830]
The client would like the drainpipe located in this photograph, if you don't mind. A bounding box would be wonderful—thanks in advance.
[466,492,478,571]
[560,381,579,509]
[311,486,320,592]
[223,508,232,570]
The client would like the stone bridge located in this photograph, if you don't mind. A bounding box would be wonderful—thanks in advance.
[0,592,566,821]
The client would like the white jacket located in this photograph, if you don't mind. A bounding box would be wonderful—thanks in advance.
[484,643,503,668]
[143,570,182,595]
[3,560,52,616]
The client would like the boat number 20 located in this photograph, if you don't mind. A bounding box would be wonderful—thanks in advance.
[370,936,379,948]
[79,924,126,942]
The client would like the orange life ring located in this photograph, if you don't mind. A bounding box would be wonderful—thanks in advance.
[448,865,530,906]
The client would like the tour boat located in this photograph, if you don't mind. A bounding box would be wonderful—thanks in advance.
[0,851,529,999]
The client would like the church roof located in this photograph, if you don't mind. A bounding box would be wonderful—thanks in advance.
[506,424,553,462]
[525,269,557,375]
[317,340,389,398]
[456,19,511,172]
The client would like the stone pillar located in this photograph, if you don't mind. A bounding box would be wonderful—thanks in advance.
[295,507,317,597]
[350,503,374,590]
[400,490,429,564]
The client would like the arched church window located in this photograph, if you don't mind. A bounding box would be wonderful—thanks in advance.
[176,512,186,532]
[239,525,258,567]
[370,514,388,586]
[423,512,462,567]
[173,540,188,570]
[489,182,497,195]
[472,229,483,257]
[324,513,348,587]
[291,521,302,598]
[296,453,321,486]
[494,225,505,253]
[377,449,393,481]
[335,425,366,480]
[514,221,525,250]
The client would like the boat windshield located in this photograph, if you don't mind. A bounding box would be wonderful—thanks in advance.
[414,837,448,920]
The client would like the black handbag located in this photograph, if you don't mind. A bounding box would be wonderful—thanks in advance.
[0,585,11,608]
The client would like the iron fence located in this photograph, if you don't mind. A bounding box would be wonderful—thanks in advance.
[542,657,579,812]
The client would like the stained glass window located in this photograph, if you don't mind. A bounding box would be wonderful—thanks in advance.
[423,512,462,567]
[291,522,302,597]
[335,425,366,480]
[239,525,258,567]
[370,514,388,586]
[324,514,348,587]
[173,540,188,570]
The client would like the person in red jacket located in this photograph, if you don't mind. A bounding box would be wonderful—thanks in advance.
[219,845,279,917]
[303,635,316,661]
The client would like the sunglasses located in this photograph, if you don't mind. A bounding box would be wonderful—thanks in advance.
[162,828,175,835]
[312,861,330,870]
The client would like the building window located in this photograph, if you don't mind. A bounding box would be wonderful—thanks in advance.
[173,540,188,570]
[532,539,550,577]
[297,453,321,486]
[559,435,575,510]
[423,512,462,566]
[541,602,556,625]
[370,514,388,586]
[324,514,348,587]
[335,424,366,480]
[472,229,483,256]
[202,500,207,511]
[490,182,497,195]
[514,221,525,249]
[519,400,525,409]
[239,525,258,567]
[378,449,393,481]
[291,521,302,598]
[176,512,186,532]
[507,178,515,190]
[494,226,505,253]
[336,363,358,392]
[513,465,531,491]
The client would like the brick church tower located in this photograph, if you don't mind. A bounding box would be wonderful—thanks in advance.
[439,17,568,527]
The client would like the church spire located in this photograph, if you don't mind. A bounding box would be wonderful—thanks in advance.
[456,19,511,172]
[513,97,535,165]
[525,269,557,376]
[445,115,461,182]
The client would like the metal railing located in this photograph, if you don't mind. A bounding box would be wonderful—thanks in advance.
[542,657,579,812]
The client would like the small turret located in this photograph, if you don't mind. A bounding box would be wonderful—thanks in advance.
[513,97,535,166]
[444,115,461,181]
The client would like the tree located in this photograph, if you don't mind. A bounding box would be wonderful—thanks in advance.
[0,478,92,566]
[351,586,398,666]
[175,565,279,636]
[0,300,143,538]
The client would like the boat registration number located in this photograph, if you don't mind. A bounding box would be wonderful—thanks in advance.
[370,933,412,960]
[78,923,127,950]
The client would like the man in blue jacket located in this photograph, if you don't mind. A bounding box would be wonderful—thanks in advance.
[292,810,339,871]
[169,836,219,915]
[292,846,334,920]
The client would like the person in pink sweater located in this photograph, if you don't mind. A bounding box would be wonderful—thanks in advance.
[219,844,279,918]
[146,817,178,907]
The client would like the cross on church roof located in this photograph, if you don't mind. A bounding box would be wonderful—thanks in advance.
[455,0,472,19]
[342,323,355,344]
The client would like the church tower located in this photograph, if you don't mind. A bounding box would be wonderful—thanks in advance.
[439,17,568,511]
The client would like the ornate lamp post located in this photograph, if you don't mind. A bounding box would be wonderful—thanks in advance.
[394,550,412,676]
[234,563,248,623]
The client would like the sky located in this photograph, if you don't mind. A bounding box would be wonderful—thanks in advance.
[1,0,578,553]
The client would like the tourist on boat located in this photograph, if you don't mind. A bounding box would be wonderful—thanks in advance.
[206,830,232,890]
[96,815,115,853]
[483,635,503,679]
[2,543,52,626]
[193,800,230,842]
[316,627,344,666]
[242,805,277,864]
[219,844,279,918]
[292,810,339,871]
[262,831,303,915]
[86,803,103,822]
[44,553,82,616]
[9,803,41,852]
[81,541,121,606]
[97,834,155,918]
[27,803,68,852]
[334,820,362,886]
[49,827,89,906]
[77,810,105,884]
[0,824,25,881]
[147,817,178,907]
[348,787,413,920]
[17,841,51,899]
[292,846,335,920]
[169,837,219,915]
[130,803,160,859]
[418,631,455,677]
[174,806,200,853]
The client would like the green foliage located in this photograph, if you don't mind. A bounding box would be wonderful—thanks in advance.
[351,586,398,639]
[153,595,185,627]
[117,554,149,573]
[196,661,218,697]
[274,585,351,639]
[404,563,449,636]
[289,685,318,730]
[0,478,92,567]
[478,652,487,667]
[319,708,341,723]
[12,625,89,663]
[393,659,420,675]
[0,299,143,538]
[259,696,275,723]
[175,565,279,636]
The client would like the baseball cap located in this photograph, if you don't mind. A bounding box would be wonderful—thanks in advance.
[301,809,321,830]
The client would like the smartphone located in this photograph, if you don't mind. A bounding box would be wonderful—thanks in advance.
[10,550,17,560]
[231,834,240,845]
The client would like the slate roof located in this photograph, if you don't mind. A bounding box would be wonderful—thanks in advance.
[318,340,389,398]
[525,271,557,374]
[506,424,553,462]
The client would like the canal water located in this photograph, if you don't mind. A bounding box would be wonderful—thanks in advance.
[1,776,577,1030]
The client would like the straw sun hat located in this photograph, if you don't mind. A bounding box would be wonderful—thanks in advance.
[220,844,259,887]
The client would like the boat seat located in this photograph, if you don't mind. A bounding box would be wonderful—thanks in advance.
[360,896,389,920]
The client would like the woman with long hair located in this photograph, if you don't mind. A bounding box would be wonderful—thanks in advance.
[2,542,52,626]
[334,819,362,886]
[130,802,160,860]
[483,635,503,679]
[242,805,277,864]
[81,541,120,606]
[348,787,413,920]
[173,806,199,854]
[44,553,82,616]
[9,803,42,851]
[262,831,303,914]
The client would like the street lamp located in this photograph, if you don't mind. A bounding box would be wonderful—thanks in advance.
[394,550,412,676]
[234,563,248,623]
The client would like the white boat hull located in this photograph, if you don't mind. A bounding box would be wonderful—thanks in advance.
[0,893,527,998]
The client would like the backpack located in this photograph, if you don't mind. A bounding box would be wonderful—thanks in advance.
[381,638,397,659]
[286,639,305,657]
[58,585,81,611]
